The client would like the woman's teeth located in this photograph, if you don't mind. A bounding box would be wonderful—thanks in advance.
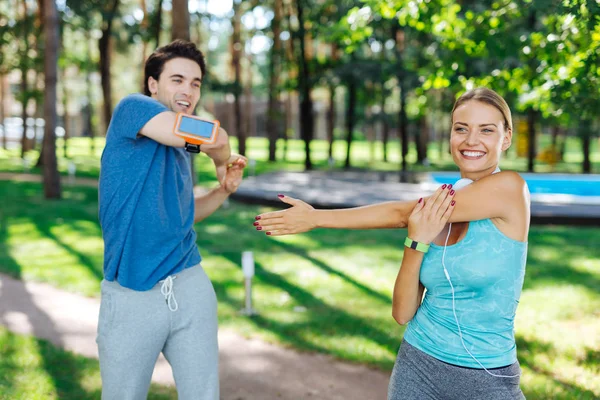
[461,151,485,157]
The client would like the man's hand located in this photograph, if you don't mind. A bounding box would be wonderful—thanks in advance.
[202,127,232,171]
[215,153,247,185]
[220,155,248,194]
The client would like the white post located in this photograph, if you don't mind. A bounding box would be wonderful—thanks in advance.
[249,159,256,176]
[67,161,76,184]
[241,251,257,315]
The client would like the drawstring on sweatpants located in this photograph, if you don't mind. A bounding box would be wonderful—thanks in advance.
[160,275,178,312]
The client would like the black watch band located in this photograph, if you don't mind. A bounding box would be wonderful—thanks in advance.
[184,143,201,153]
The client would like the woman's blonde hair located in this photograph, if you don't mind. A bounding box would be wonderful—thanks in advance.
[451,88,513,132]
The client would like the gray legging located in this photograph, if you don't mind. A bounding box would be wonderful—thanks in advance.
[97,264,219,400]
[388,340,525,400]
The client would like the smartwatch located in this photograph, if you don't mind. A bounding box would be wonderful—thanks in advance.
[404,237,430,253]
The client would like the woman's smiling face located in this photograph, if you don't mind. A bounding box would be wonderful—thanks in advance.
[450,100,512,180]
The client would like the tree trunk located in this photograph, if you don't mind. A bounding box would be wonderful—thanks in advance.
[0,73,6,150]
[399,84,408,177]
[380,83,389,163]
[296,0,313,170]
[551,125,560,147]
[62,67,69,159]
[266,0,282,162]
[171,0,190,40]
[244,53,254,144]
[99,0,120,132]
[171,0,196,182]
[394,27,408,180]
[140,0,149,91]
[526,8,537,173]
[327,84,336,160]
[20,0,29,158]
[86,30,96,154]
[344,79,356,169]
[527,109,536,172]
[580,123,591,174]
[42,0,60,199]
[416,116,428,164]
[284,92,292,161]
[231,1,245,156]
[153,0,163,47]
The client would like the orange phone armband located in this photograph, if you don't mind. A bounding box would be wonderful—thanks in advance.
[173,113,220,153]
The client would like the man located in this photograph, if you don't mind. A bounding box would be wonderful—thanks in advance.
[98,39,246,399]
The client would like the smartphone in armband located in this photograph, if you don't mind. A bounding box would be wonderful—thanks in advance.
[173,113,220,153]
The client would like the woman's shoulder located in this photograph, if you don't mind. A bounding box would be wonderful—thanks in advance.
[484,171,530,201]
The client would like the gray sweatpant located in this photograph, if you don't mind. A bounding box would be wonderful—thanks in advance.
[97,265,219,400]
[388,340,525,400]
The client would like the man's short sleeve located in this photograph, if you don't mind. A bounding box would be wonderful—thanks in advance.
[107,93,169,141]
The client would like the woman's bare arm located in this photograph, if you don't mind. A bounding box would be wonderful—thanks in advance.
[255,171,528,237]
[392,187,455,324]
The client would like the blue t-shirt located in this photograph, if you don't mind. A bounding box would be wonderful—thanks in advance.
[403,219,527,368]
[98,94,201,291]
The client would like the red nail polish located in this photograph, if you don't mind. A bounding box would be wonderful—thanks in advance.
[253,222,259,226]
[256,227,262,231]
[255,216,261,220]
[418,198,423,203]
[448,184,453,189]
[451,200,456,206]
[277,194,284,198]
[450,190,455,195]
[442,184,447,189]
[266,232,272,236]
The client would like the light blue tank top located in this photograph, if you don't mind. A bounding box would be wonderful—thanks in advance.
[403,218,527,368]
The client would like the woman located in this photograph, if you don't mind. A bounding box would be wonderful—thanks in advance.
[254,88,529,399]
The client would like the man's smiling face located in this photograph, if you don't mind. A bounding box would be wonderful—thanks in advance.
[147,57,202,114]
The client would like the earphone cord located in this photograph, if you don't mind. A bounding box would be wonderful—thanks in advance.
[442,223,520,378]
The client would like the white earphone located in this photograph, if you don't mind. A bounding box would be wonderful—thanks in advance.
[441,168,520,378]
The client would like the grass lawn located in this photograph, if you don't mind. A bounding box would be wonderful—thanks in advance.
[0,327,176,399]
[0,134,598,182]
[0,180,598,399]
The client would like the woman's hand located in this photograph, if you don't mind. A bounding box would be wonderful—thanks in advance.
[408,185,456,244]
[254,195,315,236]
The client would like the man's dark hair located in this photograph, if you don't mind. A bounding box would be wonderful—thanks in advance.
[143,39,207,96]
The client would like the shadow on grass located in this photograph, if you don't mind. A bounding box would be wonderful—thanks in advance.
[36,336,176,400]
[0,184,85,397]
[525,227,600,293]
[517,335,599,400]
[271,240,391,305]
[33,221,103,282]
[582,348,599,370]
[0,329,175,399]
[217,251,400,369]
[0,330,19,398]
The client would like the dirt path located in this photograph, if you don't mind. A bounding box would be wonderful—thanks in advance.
[0,273,390,399]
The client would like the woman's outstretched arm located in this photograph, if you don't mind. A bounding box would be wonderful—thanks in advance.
[254,171,528,237]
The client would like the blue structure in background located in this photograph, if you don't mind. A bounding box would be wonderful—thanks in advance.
[430,173,600,198]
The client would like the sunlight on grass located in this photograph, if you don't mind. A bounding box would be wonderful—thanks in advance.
[0,327,176,399]
[0,179,598,398]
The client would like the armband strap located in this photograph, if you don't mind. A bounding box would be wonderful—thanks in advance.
[404,237,430,253]
[184,143,201,153]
